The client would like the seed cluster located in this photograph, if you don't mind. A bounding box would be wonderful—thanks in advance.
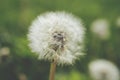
[50,31,66,52]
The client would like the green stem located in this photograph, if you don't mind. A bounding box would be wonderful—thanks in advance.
[49,60,57,80]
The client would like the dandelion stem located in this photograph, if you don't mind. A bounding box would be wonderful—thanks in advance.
[49,60,57,80]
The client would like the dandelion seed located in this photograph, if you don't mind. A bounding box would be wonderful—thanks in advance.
[89,59,120,80]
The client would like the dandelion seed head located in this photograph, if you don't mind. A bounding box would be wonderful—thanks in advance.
[90,19,110,40]
[89,59,120,80]
[28,11,85,65]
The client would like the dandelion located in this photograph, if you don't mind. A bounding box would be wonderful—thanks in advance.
[27,11,85,80]
[89,59,120,80]
[90,19,110,40]
[28,11,85,65]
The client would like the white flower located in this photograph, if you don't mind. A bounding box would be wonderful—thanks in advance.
[90,19,110,40]
[27,11,85,65]
[89,59,120,80]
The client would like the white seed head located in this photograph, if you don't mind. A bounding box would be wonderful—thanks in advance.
[90,19,110,40]
[89,59,120,80]
[27,11,85,65]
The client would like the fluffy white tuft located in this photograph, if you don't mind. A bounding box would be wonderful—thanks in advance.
[27,11,85,65]
[89,59,120,80]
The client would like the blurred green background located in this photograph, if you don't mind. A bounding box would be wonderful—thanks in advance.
[0,0,120,80]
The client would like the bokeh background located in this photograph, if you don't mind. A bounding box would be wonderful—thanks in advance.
[0,0,120,80]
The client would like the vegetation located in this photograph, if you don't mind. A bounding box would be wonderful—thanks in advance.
[0,0,120,80]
